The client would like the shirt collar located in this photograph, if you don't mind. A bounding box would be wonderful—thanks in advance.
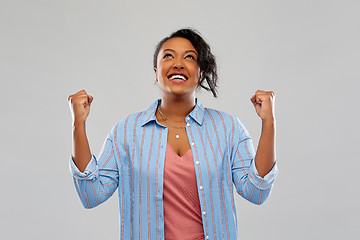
[140,98,205,127]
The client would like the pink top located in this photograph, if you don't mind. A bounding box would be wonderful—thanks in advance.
[163,143,205,240]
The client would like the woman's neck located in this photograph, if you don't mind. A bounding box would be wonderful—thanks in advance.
[159,95,196,121]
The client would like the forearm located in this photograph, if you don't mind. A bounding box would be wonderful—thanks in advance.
[72,122,92,173]
[254,119,276,177]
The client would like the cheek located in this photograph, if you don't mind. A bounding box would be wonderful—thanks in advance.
[160,67,168,79]
[157,67,169,83]
[157,62,170,76]
[191,65,201,80]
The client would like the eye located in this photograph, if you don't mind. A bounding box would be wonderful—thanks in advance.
[185,55,195,60]
[163,53,173,59]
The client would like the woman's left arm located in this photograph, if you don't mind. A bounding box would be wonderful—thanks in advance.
[250,90,276,178]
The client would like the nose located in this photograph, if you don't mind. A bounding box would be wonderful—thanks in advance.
[173,59,184,69]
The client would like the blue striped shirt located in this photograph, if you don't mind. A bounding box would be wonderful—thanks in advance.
[69,98,278,240]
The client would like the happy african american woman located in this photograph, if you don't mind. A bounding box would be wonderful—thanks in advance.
[68,28,278,240]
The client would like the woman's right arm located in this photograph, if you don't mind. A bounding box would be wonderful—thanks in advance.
[68,89,93,172]
[68,89,119,209]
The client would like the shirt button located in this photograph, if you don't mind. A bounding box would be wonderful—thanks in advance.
[196,161,200,165]
[187,122,190,126]
[206,236,209,239]
[187,117,190,120]
[199,186,203,190]
[191,142,195,146]
[202,211,206,215]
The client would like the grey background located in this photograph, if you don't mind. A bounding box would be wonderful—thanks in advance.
[1,0,359,239]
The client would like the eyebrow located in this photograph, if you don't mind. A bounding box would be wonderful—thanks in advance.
[162,49,198,56]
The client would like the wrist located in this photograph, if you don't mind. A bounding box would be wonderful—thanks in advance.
[261,118,276,127]
[72,120,86,129]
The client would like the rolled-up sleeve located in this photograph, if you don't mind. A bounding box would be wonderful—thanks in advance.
[231,116,278,205]
[247,160,278,190]
[69,130,119,209]
[70,154,99,180]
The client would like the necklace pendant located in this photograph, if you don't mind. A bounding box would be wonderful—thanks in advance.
[175,134,180,139]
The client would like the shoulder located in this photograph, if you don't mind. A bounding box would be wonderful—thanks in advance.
[114,110,148,130]
[204,107,236,127]
[203,107,249,138]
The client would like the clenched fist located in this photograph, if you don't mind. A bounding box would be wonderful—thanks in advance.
[250,90,276,122]
[68,89,93,125]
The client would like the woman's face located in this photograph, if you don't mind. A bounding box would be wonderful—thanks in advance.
[155,37,200,98]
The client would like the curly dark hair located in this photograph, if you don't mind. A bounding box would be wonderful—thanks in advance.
[153,28,218,97]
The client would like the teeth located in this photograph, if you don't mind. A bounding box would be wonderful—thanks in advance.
[169,75,186,80]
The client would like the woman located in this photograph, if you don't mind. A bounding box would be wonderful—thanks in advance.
[68,29,278,240]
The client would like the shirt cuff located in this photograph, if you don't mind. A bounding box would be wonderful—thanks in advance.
[248,160,278,190]
[69,154,99,180]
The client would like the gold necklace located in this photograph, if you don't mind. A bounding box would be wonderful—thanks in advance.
[157,107,184,123]
[157,106,186,139]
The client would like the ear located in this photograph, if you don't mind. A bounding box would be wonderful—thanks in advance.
[154,68,158,82]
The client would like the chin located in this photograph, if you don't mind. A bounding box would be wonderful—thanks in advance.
[167,87,196,97]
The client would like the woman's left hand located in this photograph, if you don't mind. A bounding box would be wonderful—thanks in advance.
[250,90,276,122]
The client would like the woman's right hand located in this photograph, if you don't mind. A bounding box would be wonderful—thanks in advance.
[68,89,93,125]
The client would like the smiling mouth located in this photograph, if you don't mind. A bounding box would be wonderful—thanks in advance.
[167,73,188,81]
